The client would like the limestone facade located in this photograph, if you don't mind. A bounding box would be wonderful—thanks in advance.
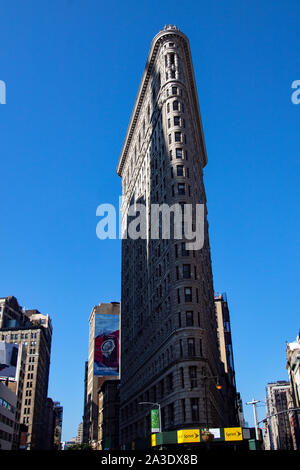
[117,26,233,446]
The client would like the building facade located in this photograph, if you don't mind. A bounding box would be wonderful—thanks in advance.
[53,401,63,450]
[264,381,294,450]
[42,398,63,449]
[0,382,18,450]
[286,333,300,449]
[214,293,241,426]
[75,422,83,445]
[117,25,237,448]
[98,379,120,450]
[85,302,120,448]
[0,340,27,449]
[82,360,89,443]
[0,296,52,449]
[44,397,55,449]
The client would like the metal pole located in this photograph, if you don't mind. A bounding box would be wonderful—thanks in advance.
[204,379,208,428]
[202,375,221,429]
[246,398,260,440]
[158,403,162,433]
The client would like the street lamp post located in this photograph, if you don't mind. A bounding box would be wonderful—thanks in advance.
[138,402,162,433]
[246,398,261,441]
[202,376,222,429]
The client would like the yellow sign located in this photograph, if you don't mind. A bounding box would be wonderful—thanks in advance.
[151,434,156,447]
[224,427,243,441]
[177,429,200,444]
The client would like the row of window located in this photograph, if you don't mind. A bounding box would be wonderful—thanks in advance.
[131,336,204,396]
[0,397,15,413]
[123,97,184,197]
[0,429,12,442]
[0,412,14,428]
[151,272,200,309]
[1,333,38,341]
[123,81,183,190]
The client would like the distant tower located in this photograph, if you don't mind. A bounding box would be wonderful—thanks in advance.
[117,26,235,447]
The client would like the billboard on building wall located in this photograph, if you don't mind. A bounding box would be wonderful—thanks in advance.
[94,314,119,376]
[0,342,19,379]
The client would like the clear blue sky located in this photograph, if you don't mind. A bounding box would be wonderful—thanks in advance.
[0,0,299,440]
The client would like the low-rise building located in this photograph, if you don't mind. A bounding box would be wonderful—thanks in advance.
[0,382,17,450]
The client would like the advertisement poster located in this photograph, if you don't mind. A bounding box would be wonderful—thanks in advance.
[94,314,119,376]
[0,342,19,379]
[151,409,160,433]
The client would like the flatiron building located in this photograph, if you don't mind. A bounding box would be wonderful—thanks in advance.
[117,25,236,447]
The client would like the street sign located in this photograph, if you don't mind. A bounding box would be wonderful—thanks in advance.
[177,429,200,443]
[208,428,221,439]
[224,427,243,441]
